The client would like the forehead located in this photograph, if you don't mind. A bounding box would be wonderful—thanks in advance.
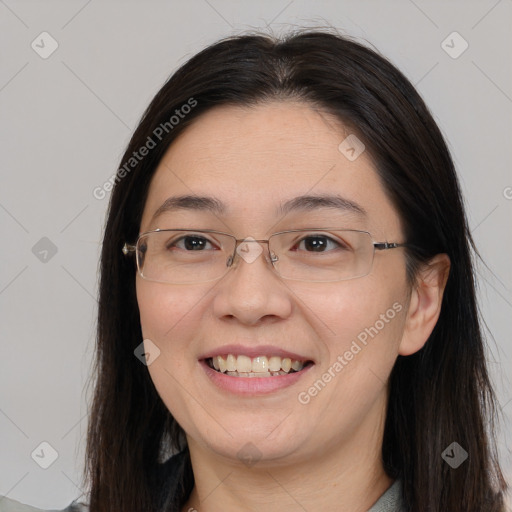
[140,101,402,238]
[162,101,351,184]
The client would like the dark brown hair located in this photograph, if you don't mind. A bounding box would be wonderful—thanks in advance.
[82,28,508,511]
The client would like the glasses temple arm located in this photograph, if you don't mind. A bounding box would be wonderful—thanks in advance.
[373,242,408,250]
[122,243,137,255]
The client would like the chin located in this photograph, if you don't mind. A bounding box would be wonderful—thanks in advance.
[206,437,307,468]
[191,418,311,465]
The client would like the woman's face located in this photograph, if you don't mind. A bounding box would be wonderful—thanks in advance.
[136,101,411,467]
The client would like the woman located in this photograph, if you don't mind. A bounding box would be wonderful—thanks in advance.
[1,29,508,512]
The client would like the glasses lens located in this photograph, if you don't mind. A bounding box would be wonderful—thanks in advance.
[135,229,374,284]
[270,229,374,282]
[137,230,235,284]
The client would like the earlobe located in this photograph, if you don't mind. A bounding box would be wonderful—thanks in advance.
[398,254,451,356]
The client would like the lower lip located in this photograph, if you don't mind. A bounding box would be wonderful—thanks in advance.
[200,360,314,395]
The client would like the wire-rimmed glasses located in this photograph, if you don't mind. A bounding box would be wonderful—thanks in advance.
[122,228,408,284]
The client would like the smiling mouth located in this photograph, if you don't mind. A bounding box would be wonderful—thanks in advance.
[205,354,314,377]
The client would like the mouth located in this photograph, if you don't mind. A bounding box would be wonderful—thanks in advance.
[205,354,314,378]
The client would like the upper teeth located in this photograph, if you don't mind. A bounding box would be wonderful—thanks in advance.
[210,354,305,374]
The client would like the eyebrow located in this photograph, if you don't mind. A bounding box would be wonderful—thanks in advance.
[151,193,367,223]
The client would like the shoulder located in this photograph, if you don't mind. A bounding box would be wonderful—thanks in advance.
[0,451,188,512]
[0,496,88,512]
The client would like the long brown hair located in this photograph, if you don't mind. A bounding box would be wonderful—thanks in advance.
[82,28,508,511]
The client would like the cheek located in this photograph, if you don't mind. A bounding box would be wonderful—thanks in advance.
[298,268,408,416]
[136,279,203,340]
[299,267,407,352]
[136,282,171,339]
[301,280,406,415]
[135,279,206,434]
[135,280,199,387]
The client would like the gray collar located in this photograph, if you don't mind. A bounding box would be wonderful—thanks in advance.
[368,480,403,511]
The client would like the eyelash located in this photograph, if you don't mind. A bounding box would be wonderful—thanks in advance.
[167,234,347,252]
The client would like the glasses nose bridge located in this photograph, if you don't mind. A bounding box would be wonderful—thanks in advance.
[226,236,277,268]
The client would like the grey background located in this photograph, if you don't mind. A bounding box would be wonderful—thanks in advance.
[0,0,511,508]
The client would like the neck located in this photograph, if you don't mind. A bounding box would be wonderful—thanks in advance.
[181,396,393,512]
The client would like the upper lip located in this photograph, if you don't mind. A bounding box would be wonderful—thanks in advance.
[199,344,314,363]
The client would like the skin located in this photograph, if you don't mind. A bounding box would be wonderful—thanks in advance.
[135,101,450,512]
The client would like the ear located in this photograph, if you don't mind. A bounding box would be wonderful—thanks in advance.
[399,253,451,356]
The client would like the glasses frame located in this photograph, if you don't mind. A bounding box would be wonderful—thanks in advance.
[122,228,409,284]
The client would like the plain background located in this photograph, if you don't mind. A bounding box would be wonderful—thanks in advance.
[0,0,511,508]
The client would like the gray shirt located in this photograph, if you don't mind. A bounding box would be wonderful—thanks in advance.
[1,480,403,512]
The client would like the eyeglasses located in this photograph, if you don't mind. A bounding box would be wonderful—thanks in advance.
[122,228,408,284]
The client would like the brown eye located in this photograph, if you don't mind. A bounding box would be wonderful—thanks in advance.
[167,235,217,251]
[293,235,347,253]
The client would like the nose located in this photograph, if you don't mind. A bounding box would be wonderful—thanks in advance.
[213,238,292,326]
